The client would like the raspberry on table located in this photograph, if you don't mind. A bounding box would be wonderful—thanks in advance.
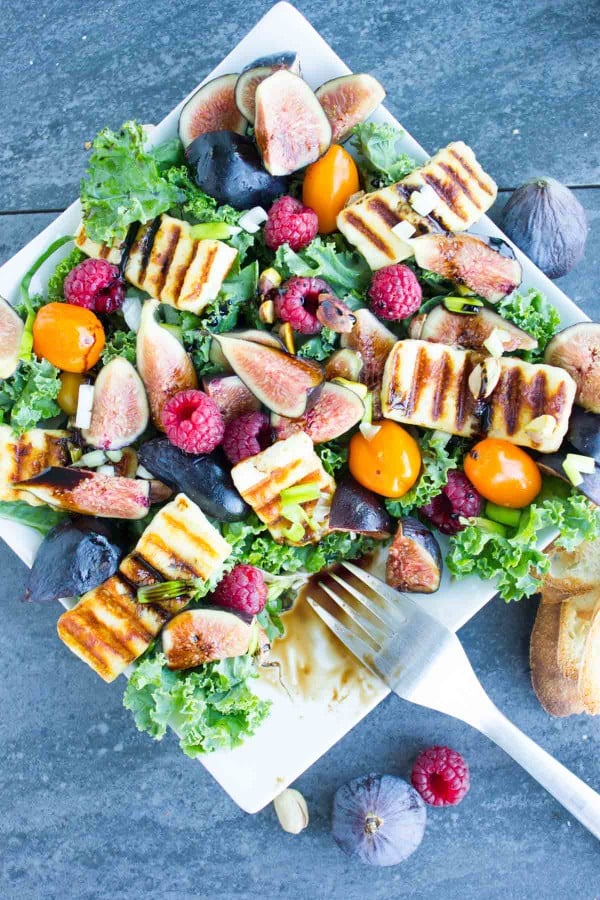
[211,564,268,616]
[275,276,331,334]
[162,389,224,455]
[419,469,483,535]
[411,745,470,807]
[223,411,271,465]
[368,264,422,321]
[264,196,319,252]
[64,258,125,313]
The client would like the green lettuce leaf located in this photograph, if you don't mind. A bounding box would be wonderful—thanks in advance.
[315,440,349,477]
[297,327,338,361]
[385,431,463,517]
[275,236,371,296]
[0,359,62,434]
[497,288,561,362]
[349,122,417,189]
[0,500,67,534]
[101,329,137,365]
[46,248,86,300]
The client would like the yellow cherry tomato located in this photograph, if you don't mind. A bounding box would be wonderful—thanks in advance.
[464,438,542,508]
[57,372,86,415]
[33,302,105,373]
[349,420,421,498]
[302,145,360,234]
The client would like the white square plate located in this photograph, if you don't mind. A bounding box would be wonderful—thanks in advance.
[0,1,588,813]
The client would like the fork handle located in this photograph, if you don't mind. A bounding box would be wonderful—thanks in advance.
[474,701,600,840]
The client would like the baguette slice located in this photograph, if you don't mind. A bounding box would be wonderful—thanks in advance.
[579,607,600,715]
[557,589,600,681]
[530,601,585,717]
[541,537,600,604]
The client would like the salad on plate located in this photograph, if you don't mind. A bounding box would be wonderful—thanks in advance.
[2,54,599,760]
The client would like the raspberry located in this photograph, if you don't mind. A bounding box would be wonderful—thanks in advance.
[368,264,422,321]
[211,564,267,616]
[64,258,125,313]
[162,390,224,454]
[419,469,483,535]
[223,411,271,465]
[264,196,318,252]
[411,745,470,807]
[275,276,330,334]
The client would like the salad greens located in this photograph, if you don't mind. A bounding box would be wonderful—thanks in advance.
[385,431,463,517]
[350,122,416,189]
[316,440,349,477]
[0,358,62,434]
[0,500,67,535]
[497,288,561,361]
[275,236,371,296]
[46,248,86,301]
[101,329,137,365]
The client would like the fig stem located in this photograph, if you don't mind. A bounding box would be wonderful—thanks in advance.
[364,813,383,835]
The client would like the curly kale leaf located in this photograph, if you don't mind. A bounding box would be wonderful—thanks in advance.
[497,288,561,362]
[0,359,62,434]
[385,431,463,517]
[349,122,417,189]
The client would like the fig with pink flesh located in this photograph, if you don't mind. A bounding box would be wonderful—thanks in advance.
[0,295,24,378]
[209,328,284,369]
[203,374,261,424]
[544,323,600,413]
[15,468,151,519]
[82,357,149,450]
[271,381,364,443]
[325,348,363,381]
[178,73,248,148]
[235,51,301,124]
[162,607,263,669]
[386,516,442,593]
[315,74,386,143]
[419,304,537,352]
[341,308,396,390]
[329,475,393,537]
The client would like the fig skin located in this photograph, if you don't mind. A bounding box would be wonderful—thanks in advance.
[203,374,261,425]
[329,475,393,537]
[235,51,301,124]
[271,382,364,444]
[386,516,443,593]
[315,73,386,143]
[544,323,600,413]
[82,357,149,450]
[178,73,248,148]
[341,308,396,390]
[0,295,24,379]
[208,328,284,370]
[420,304,537,353]
[162,607,257,669]
[567,407,600,462]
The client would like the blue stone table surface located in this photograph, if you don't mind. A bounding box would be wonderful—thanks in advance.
[1,2,599,898]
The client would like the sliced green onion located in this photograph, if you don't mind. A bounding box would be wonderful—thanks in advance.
[565,453,596,475]
[361,391,373,425]
[280,502,307,524]
[461,516,508,537]
[443,296,484,315]
[20,235,75,310]
[485,502,522,529]
[189,223,238,240]
[281,483,321,505]
[282,521,305,542]
[455,284,477,297]
[137,580,191,604]
[431,429,452,448]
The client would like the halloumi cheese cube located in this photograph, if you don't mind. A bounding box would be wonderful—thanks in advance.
[0,426,70,504]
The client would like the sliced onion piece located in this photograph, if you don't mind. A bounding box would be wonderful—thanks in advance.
[75,383,95,429]
[122,295,142,333]
[238,206,268,234]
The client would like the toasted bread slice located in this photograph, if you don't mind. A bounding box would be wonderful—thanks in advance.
[578,607,600,715]
[541,537,600,604]
[530,601,584,717]
[557,589,600,680]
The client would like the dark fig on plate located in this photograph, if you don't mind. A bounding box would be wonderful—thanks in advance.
[208,328,284,369]
[25,517,124,603]
[410,233,522,303]
[162,607,260,669]
[235,51,301,124]
[329,475,393,537]
[419,304,538,353]
[341,308,396,390]
[315,73,386,143]
[186,131,291,209]
[544,323,600,413]
[0,295,24,378]
[138,437,250,521]
[82,357,149,450]
[271,381,363,443]
[203,374,261,424]
[325,348,363,381]
[213,334,324,418]
[136,299,198,429]
[567,407,600,463]
[534,450,600,506]
[15,468,151,519]
[386,516,442,593]
[178,73,248,148]
[332,773,426,867]
[255,70,332,176]
[500,178,588,279]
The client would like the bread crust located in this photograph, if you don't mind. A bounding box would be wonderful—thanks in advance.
[530,601,584,717]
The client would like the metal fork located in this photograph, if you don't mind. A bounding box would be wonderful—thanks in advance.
[307,561,600,840]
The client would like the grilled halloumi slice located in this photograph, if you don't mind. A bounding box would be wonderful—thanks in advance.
[337,142,497,270]
[0,426,70,504]
[57,493,231,682]
[231,433,335,544]
[75,214,237,315]
[381,340,576,452]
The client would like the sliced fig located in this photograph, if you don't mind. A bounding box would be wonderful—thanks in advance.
[136,299,198,429]
[138,438,250,522]
[25,517,124,603]
[213,334,323,418]
[420,304,538,353]
[534,450,600,506]
[544,323,600,413]
[341,308,396,390]
[208,328,284,369]
[186,131,291,209]
[113,447,138,478]
[0,295,24,379]
[235,51,301,124]
[203,374,261,424]
[408,313,427,340]
[15,468,151,519]
[329,475,393,537]
[179,73,247,148]
[411,234,522,303]
[567,407,600,462]
[315,74,386,143]
[255,70,332,176]
[82,357,149,450]
[386,517,443,593]
[162,607,258,669]
[325,348,363,381]
[271,381,364,443]
[316,293,356,333]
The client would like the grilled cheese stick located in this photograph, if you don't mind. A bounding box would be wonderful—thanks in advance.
[231,433,335,544]
[75,214,237,315]
[0,426,70,504]
[381,340,576,452]
[57,493,231,682]
[337,142,497,270]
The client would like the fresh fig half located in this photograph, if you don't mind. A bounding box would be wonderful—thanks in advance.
[213,334,323,418]
[235,51,301,124]
[0,295,24,379]
[82,357,149,450]
[203,374,261,424]
[162,607,260,669]
[329,475,393,537]
[386,516,443,594]
[325,348,363,381]
[15,468,151,519]
[341,308,396,390]
[136,299,198,429]
[420,304,538,353]
[567,407,600,462]
[271,381,364,443]
[544,323,600,413]
[315,73,386,143]
[208,328,284,369]
[179,73,248,148]
[410,234,522,303]
[255,70,332,176]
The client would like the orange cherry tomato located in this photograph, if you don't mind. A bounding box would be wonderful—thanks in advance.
[33,302,105,373]
[349,420,421,498]
[302,145,360,234]
[57,371,86,415]
[464,438,542,509]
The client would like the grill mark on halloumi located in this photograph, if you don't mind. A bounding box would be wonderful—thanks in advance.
[138,218,161,282]
[154,222,182,296]
[455,355,474,431]
[369,198,403,228]
[448,146,495,197]
[431,351,452,421]
[436,162,478,207]
[344,210,396,257]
